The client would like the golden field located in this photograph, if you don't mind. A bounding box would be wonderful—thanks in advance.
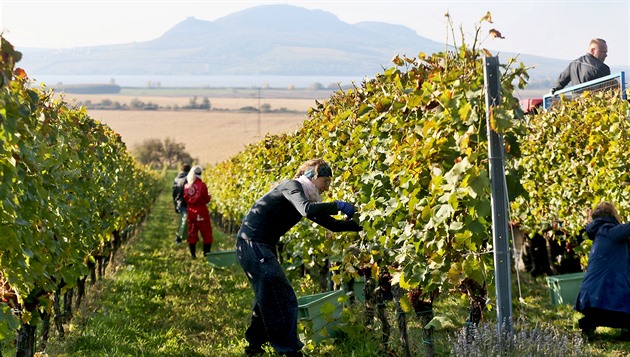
[61,87,546,166]
[63,93,325,166]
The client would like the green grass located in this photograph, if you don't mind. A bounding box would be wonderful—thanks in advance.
[4,172,628,356]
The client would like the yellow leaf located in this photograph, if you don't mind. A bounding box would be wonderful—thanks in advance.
[399,294,413,313]
[391,55,404,66]
[480,11,493,23]
[399,272,413,290]
[371,263,379,281]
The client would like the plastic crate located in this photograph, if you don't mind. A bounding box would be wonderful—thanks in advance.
[352,277,366,302]
[297,290,343,318]
[297,290,344,343]
[205,250,238,267]
[545,272,585,305]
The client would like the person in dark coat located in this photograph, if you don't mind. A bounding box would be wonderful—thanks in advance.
[551,38,610,94]
[575,201,630,340]
[172,163,191,244]
[236,158,361,356]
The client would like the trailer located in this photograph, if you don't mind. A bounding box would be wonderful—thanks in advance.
[520,71,627,114]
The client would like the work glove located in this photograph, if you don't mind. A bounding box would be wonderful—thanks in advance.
[335,200,356,218]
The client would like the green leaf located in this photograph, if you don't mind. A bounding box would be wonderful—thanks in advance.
[424,315,455,330]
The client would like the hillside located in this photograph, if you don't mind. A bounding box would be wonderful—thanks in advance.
[14,4,628,89]
[17,4,444,77]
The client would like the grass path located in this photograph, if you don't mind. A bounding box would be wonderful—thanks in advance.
[41,172,630,357]
[46,173,253,356]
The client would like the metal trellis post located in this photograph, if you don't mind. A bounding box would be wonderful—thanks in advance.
[483,56,513,339]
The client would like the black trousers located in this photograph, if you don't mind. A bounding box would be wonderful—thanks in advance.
[236,238,303,354]
[579,307,630,330]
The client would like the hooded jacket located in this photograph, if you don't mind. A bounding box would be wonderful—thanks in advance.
[575,216,630,314]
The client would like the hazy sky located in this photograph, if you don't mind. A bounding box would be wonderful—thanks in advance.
[1,0,629,66]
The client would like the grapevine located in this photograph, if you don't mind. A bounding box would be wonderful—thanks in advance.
[0,36,162,352]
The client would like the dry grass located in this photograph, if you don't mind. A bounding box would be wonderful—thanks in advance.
[62,90,327,165]
[92,110,307,165]
[76,95,315,165]
[63,86,548,167]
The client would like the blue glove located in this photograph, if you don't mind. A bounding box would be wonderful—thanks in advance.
[335,200,356,218]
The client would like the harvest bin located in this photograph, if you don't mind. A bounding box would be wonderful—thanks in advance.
[205,250,238,267]
[352,277,366,302]
[297,289,344,343]
[545,272,586,305]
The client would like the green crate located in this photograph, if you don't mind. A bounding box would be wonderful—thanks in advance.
[297,290,344,343]
[297,290,343,319]
[301,321,340,343]
[205,250,238,267]
[352,277,365,302]
[545,272,585,305]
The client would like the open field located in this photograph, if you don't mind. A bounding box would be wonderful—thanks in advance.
[68,93,319,165]
[69,87,548,166]
[89,109,309,166]
[64,91,324,111]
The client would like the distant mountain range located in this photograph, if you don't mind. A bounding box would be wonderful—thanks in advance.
[15,4,628,89]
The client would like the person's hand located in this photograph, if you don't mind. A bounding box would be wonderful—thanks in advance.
[348,217,363,231]
[335,200,356,218]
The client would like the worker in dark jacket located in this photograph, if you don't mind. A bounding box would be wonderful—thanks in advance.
[575,201,630,340]
[236,158,361,356]
[551,38,610,94]
[172,163,191,244]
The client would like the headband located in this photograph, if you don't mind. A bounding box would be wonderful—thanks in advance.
[304,164,332,178]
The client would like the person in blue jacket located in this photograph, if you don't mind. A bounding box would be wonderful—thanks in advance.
[236,158,361,356]
[575,201,630,340]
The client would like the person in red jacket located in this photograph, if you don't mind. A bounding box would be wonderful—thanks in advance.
[184,165,213,258]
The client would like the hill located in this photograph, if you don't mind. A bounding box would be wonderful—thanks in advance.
[17,5,444,77]
[14,4,628,89]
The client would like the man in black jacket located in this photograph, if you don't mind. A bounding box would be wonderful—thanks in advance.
[172,163,191,244]
[551,38,610,94]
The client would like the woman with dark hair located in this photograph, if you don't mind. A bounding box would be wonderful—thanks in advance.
[236,158,361,356]
[575,201,630,340]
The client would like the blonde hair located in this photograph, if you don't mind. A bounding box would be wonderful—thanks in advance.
[187,165,202,185]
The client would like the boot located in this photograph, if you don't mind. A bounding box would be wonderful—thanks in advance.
[189,243,196,258]
[203,243,212,256]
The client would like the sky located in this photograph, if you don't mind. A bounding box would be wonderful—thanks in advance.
[0,0,628,67]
